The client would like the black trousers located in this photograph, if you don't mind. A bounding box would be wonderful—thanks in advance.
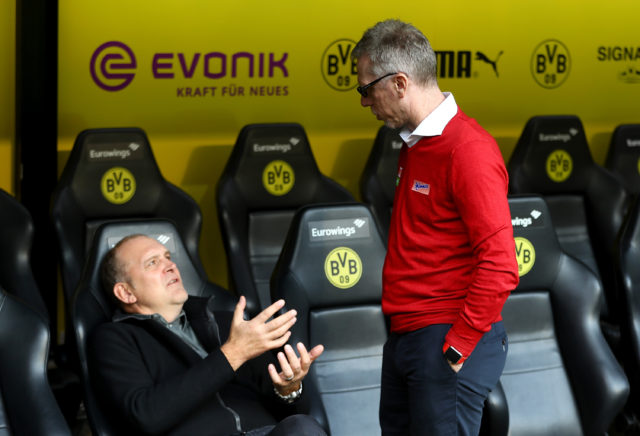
[380,322,508,436]
[241,414,327,436]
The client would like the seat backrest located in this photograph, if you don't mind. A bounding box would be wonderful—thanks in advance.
[614,196,640,415]
[605,124,640,195]
[52,127,205,305]
[0,189,48,320]
[507,115,629,325]
[270,203,387,436]
[359,125,402,236]
[71,219,235,436]
[217,123,354,315]
[499,195,629,435]
[0,290,70,436]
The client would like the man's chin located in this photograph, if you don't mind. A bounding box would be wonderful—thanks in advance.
[174,288,189,302]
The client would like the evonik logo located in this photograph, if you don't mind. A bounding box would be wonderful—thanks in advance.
[90,41,290,93]
[90,41,137,92]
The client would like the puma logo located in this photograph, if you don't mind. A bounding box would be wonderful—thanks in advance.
[475,51,503,77]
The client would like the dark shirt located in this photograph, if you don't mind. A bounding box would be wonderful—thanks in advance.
[114,309,208,358]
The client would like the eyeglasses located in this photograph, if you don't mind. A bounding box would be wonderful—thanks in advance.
[356,72,398,97]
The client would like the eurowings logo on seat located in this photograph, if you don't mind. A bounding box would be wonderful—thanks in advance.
[412,180,430,195]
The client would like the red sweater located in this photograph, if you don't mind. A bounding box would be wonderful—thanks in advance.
[383,108,519,358]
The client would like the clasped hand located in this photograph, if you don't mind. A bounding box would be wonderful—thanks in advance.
[220,296,324,395]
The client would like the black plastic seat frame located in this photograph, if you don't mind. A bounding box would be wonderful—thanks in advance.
[217,123,354,315]
[0,290,71,436]
[494,195,629,435]
[507,115,630,343]
[52,127,206,307]
[359,125,402,238]
[270,203,387,436]
[605,124,640,196]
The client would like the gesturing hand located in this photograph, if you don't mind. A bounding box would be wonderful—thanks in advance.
[221,296,297,371]
[268,342,324,396]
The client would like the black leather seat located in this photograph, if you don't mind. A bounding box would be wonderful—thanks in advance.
[217,123,354,315]
[0,188,81,426]
[498,195,629,435]
[605,124,640,195]
[359,126,402,237]
[0,188,48,320]
[614,197,640,418]
[507,115,630,344]
[0,289,71,436]
[71,219,236,436]
[270,203,387,436]
[52,127,206,306]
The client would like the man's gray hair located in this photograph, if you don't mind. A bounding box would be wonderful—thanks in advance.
[352,19,438,87]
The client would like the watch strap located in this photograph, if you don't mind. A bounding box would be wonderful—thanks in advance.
[273,382,303,404]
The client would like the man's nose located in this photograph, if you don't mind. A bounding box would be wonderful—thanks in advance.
[360,95,371,107]
[163,259,177,271]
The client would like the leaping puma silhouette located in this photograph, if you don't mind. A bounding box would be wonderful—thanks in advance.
[475,51,503,77]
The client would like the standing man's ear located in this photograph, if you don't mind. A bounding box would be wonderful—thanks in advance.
[394,73,409,97]
[113,282,137,305]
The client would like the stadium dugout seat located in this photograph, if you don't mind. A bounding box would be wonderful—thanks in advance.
[498,195,628,435]
[605,124,640,195]
[0,188,48,320]
[0,289,71,436]
[52,127,208,307]
[359,125,402,237]
[217,123,354,315]
[0,188,81,426]
[270,203,387,436]
[614,197,640,421]
[71,219,236,436]
[507,115,630,347]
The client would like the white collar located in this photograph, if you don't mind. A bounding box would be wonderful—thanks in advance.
[399,92,457,147]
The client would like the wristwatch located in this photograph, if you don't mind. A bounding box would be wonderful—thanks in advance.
[443,344,464,364]
[273,382,303,404]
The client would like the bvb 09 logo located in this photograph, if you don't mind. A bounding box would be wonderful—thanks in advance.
[545,149,573,182]
[531,39,571,89]
[514,237,536,277]
[262,160,295,196]
[321,39,358,91]
[101,167,136,204]
[324,247,362,289]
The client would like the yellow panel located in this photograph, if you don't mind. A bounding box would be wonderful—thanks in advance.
[58,0,640,287]
[0,1,15,193]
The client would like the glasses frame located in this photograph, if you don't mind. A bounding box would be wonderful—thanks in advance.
[356,72,398,97]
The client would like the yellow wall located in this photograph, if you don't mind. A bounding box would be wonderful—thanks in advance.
[58,0,640,287]
[0,1,15,194]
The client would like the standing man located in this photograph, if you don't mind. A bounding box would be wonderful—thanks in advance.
[352,20,519,436]
[90,234,326,435]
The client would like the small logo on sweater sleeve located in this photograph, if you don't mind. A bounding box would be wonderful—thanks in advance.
[412,180,431,195]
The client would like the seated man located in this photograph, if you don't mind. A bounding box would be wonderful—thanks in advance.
[89,234,326,435]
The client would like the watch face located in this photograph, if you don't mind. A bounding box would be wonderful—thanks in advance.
[444,346,462,364]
